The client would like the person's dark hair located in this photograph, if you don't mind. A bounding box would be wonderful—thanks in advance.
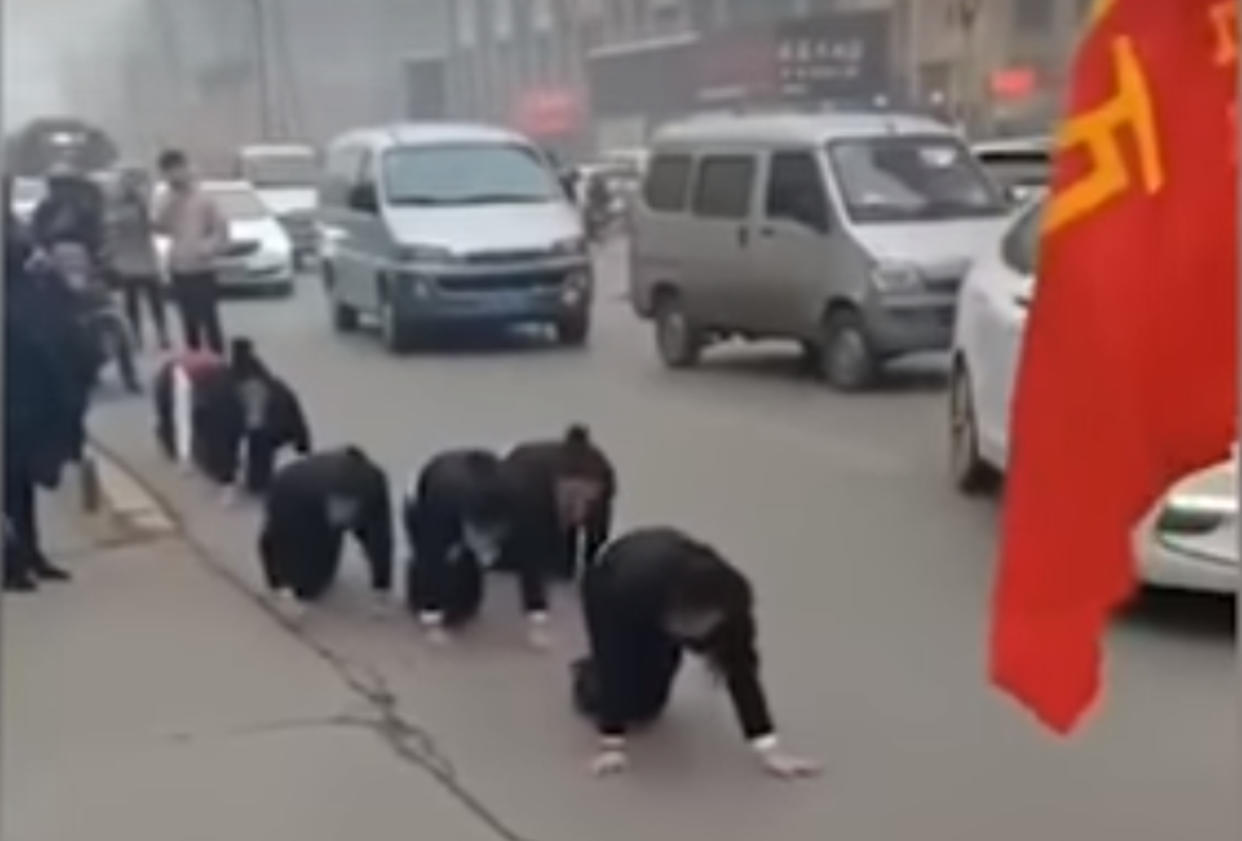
[668,541,752,619]
[560,424,604,479]
[229,337,268,380]
[158,149,187,173]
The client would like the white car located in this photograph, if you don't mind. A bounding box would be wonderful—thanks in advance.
[949,197,1042,490]
[157,181,295,296]
[1136,459,1238,594]
[951,198,1237,594]
[235,144,319,266]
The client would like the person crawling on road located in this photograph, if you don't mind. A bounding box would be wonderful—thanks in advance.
[573,527,821,780]
[153,338,310,500]
[258,446,393,617]
[403,448,550,648]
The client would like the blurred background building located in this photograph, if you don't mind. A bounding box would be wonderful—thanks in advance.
[13,0,1091,171]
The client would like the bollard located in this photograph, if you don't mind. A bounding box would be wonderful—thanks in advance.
[80,455,101,514]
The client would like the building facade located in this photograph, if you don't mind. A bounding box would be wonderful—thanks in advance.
[96,0,448,172]
[442,0,1091,158]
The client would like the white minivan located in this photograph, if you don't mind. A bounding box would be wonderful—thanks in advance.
[318,123,592,352]
[630,112,1010,389]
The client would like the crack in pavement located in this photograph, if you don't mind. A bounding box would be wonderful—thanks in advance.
[91,440,542,841]
[186,529,537,841]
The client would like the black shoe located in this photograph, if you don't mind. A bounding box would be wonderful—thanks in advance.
[4,573,38,592]
[32,561,71,582]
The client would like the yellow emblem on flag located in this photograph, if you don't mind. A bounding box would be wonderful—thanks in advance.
[1046,36,1165,235]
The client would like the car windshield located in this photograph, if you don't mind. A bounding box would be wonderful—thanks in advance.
[828,136,1007,223]
[243,153,318,188]
[208,188,269,220]
[382,143,561,206]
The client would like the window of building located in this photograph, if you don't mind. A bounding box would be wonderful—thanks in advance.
[644,153,693,211]
[692,155,756,219]
[1014,0,1053,32]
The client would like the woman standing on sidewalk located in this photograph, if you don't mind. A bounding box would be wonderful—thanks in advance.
[107,165,169,351]
[3,192,80,591]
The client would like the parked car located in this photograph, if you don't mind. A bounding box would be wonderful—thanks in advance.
[952,195,1236,595]
[949,197,1042,490]
[156,181,295,296]
[318,122,592,352]
[971,137,1051,206]
[630,112,1009,390]
[1135,458,1238,594]
[235,143,320,268]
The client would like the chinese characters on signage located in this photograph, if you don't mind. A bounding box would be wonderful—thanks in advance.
[773,12,889,102]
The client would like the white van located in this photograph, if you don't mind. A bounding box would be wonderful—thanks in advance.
[319,123,591,352]
[236,144,320,267]
[630,112,1009,389]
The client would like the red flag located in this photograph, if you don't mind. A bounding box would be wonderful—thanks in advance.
[990,0,1238,732]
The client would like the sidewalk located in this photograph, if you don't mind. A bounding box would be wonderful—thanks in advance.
[2,480,500,841]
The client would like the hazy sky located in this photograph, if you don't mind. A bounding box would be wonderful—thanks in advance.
[3,0,138,124]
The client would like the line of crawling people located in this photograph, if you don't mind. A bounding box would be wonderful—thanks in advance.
[158,340,823,781]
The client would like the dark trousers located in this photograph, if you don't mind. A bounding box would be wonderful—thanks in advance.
[171,271,224,353]
[4,465,41,580]
[571,643,683,727]
[243,430,279,494]
[120,274,169,349]
[406,551,484,627]
[259,522,344,602]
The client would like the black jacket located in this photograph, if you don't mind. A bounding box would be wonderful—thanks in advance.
[583,528,774,741]
[4,238,95,481]
[265,448,393,589]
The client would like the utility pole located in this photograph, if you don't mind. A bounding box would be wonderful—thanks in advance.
[252,0,274,140]
[946,0,983,134]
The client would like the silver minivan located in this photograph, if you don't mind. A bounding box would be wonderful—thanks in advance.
[630,112,1009,389]
[319,123,592,352]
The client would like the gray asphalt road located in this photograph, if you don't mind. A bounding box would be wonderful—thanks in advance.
[89,241,1235,840]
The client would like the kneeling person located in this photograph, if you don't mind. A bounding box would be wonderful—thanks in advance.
[574,528,820,779]
[259,447,393,609]
[405,449,550,647]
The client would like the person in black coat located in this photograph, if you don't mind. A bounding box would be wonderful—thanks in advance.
[573,528,820,780]
[153,338,311,497]
[229,339,312,494]
[3,214,82,590]
[500,425,615,581]
[258,447,393,611]
[404,449,549,646]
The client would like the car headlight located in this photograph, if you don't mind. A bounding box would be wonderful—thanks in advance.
[397,244,456,264]
[871,261,923,293]
[551,236,587,257]
[1156,493,1237,535]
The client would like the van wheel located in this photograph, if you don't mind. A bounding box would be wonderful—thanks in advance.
[654,294,702,369]
[379,296,411,354]
[950,362,998,494]
[820,309,876,391]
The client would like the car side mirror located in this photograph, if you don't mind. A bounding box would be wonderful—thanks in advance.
[349,183,379,213]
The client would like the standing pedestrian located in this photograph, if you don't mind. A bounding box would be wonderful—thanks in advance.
[4,202,83,590]
[108,165,169,351]
[154,149,227,353]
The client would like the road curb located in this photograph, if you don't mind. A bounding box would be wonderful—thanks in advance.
[81,441,178,538]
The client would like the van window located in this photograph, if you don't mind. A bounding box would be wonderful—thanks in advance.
[828,136,1006,223]
[692,155,755,220]
[381,143,561,206]
[643,154,692,212]
[1001,201,1044,276]
[765,151,828,230]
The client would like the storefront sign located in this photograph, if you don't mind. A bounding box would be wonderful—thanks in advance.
[513,88,582,138]
[773,11,891,102]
